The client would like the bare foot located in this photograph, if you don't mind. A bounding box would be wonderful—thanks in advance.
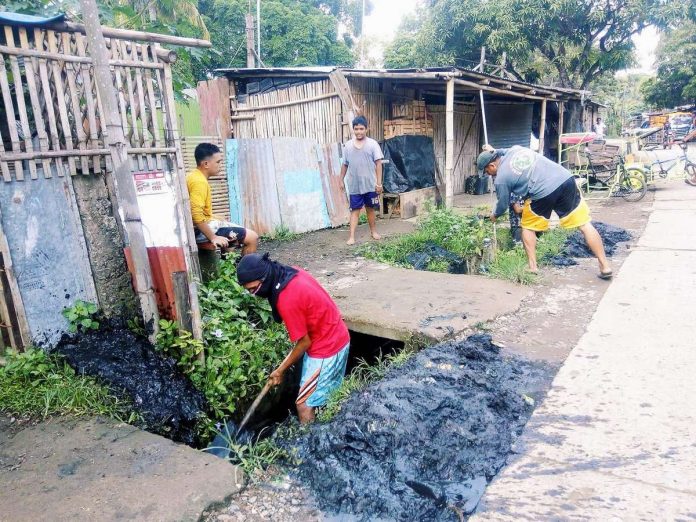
[371,232,381,240]
[346,237,356,245]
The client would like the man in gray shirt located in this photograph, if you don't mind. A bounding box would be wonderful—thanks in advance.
[478,145,612,279]
[340,116,384,245]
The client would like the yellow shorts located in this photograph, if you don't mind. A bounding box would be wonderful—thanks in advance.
[521,178,591,232]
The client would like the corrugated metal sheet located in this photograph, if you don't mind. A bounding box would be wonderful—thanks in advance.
[485,103,533,149]
[318,143,351,227]
[230,139,283,234]
[125,246,186,320]
[273,139,331,233]
[181,136,230,221]
[0,171,97,345]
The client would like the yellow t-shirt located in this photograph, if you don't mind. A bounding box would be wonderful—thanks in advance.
[186,168,212,225]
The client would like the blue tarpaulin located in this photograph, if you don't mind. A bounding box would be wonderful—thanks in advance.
[0,12,65,27]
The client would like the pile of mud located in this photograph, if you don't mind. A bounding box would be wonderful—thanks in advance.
[405,242,468,274]
[55,327,206,445]
[547,221,632,267]
[289,334,550,521]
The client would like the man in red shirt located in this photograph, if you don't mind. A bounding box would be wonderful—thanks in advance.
[237,253,350,423]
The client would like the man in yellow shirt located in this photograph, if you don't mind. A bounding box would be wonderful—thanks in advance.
[186,143,258,255]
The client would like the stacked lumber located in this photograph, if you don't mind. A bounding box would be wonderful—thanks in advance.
[384,100,432,139]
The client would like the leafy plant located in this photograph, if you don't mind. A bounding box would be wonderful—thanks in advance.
[0,348,138,422]
[262,224,301,242]
[155,255,292,441]
[62,300,100,333]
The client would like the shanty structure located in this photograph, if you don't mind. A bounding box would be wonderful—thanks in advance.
[197,66,602,233]
[0,13,210,349]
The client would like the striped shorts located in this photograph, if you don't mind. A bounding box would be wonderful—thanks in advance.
[296,343,350,408]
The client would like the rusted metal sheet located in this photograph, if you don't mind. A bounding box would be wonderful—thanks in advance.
[272,138,330,233]
[228,139,283,234]
[318,142,350,227]
[125,246,186,320]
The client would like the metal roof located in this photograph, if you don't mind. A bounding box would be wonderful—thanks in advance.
[215,66,592,102]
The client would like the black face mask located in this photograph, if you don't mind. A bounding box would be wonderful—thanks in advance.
[238,253,298,322]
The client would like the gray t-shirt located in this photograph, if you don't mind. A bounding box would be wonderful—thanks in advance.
[342,137,384,195]
[492,146,572,217]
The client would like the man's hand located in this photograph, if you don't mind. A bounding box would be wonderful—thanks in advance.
[375,184,384,194]
[482,144,495,152]
[489,214,497,223]
[211,235,229,249]
[268,368,285,387]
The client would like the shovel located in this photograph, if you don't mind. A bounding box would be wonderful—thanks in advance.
[235,381,273,438]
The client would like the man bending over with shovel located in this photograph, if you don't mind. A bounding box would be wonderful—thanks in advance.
[477,144,613,279]
[237,253,350,423]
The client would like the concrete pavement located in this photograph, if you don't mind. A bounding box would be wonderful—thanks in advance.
[474,183,696,520]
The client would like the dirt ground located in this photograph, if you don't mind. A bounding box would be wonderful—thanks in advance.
[207,188,656,521]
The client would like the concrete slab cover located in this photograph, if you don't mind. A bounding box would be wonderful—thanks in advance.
[0,416,244,521]
[474,184,696,520]
[0,174,97,345]
[326,263,530,341]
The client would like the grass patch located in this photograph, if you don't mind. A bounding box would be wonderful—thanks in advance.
[358,212,368,225]
[0,348,138,422]
[487,228,570,284]
[262,224,300,242]
[317,347,416,423]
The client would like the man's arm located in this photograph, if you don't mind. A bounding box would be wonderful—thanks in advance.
[375,159,383,194]
[340,163,348,191]
[491,182,510,220]
[268,334,311,386]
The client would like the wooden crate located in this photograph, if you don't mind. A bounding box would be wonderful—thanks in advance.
[383,117,433,139]
[391,100,426,120]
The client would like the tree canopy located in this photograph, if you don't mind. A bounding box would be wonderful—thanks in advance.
[384,0,686,90]
[641,21,696,108]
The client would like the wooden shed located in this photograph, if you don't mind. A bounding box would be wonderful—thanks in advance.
[197,67,597,232]
[0,13,210,348]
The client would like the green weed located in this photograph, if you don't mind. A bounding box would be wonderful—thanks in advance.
[262,224,300,242]
[62,300,100,333]
[358,212,368,225]
[0,348,137,422]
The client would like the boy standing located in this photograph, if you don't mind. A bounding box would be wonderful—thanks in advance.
[186,143,258,255]
[340,116,384,245]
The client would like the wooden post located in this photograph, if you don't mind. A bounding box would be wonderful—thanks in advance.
[79,0,160,338]
[245,14,255,68]
[445,77,455,209]
[538,98,547,156]
[558,101,565,163]
[172,271,204,362]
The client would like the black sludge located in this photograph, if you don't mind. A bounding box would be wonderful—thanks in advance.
[547,221,632,266]
[405,242,469,274]
[55,328,206,445]
[290,335,549,521]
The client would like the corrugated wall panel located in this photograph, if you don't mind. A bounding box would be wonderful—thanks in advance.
[484,103,533,149]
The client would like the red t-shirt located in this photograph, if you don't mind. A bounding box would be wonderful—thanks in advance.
[276,269,350,358]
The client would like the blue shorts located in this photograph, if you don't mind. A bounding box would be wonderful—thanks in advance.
[297,343,350,408]
[349,192,380,211]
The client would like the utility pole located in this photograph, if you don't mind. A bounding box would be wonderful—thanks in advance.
[79,0,160,338]
[256,0,261,64]
[245,13,255,67]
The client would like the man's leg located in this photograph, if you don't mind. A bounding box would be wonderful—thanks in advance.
[296,402,315,424]
[521,228,539,272]
[365,207,381,240]
[241,229,258,255]
[347,208,361,245]
[578,222,612,275]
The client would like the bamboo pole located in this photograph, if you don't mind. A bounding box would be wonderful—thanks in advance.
[79,0,160,338]
[232,92,339,111]
[0,45,165,68]
[0,47,24,180]
[75,33,102,174]
[141,44,163,170]
[445,78,454,209]
[0,203,31,347]
[539,98,547,155]
[0,147,176,162]
[558,101,565,163]
[45,21,212,48]
[47,30,77,176]
[62,33,92,175]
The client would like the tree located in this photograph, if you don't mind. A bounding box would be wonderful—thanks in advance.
[641,22,696,108]
[384,0,685,90]
[592,73,651,136]
[197,0,353,72]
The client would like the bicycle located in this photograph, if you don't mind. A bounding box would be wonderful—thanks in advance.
[574,149,647,202]
[640,142,696,185]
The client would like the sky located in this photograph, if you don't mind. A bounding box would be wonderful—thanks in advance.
[360,0,660,75]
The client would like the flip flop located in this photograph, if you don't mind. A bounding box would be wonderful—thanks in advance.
[598,271,613,280]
